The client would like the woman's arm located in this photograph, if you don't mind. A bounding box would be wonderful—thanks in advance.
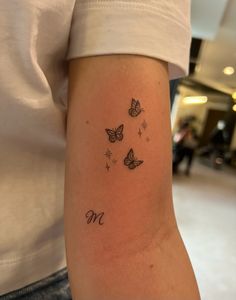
[64,55,200,300]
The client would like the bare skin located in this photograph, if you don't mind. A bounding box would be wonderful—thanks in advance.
[64,55,200,300]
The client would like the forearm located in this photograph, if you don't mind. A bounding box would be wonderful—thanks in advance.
[64,55,200,299]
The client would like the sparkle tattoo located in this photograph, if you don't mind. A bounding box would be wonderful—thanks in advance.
[124,148,143,170]
[105,124,124,143]
[141,120,147,130]
[105,162,110,171]
[85,210,104,225]
[138,128,142,137]
[105,149,112,160]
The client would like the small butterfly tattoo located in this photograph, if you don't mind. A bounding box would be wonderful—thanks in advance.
[105,124,124,143]
[128,98,143,117]
[124,148,143,170]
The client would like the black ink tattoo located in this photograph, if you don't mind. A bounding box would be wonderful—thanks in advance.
[105,149,112,160]
[124,148,143,170]
[128,98,143,117]
[85,210,104,225]
[105,124,124,143]
[138,128,142,137]
[105,162,110,171]
[141,120,147,130]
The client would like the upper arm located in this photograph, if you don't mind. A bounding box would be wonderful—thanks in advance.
[64,55,200,300]
[65,54,174,255]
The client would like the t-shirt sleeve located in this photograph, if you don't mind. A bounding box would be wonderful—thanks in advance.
[67,0,191,79]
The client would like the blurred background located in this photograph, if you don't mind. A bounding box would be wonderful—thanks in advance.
[170,0,236,299]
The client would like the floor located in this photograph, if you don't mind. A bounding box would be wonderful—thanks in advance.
[173,159,236,300]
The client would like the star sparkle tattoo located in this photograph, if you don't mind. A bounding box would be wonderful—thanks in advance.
[112,158,118,164]
[105,149,112,160]
[105,162,110,171]
[138,128,142,137]
[128,98,143,117]
[85,210,104,225]
[105,124,124,143]
[124,148,143,170]
[141,120,147,130]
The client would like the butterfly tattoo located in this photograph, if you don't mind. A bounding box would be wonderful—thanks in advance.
[124,148,143,170]
[105,124,124,143]
[128,98,143,117]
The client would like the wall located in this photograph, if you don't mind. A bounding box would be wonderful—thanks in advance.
[171,87,228,136]
[171,86,236,150]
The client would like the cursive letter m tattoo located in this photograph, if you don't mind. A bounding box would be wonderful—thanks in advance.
[85,210,104,225]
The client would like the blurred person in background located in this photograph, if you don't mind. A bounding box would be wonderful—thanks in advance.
[199,120,229,168]
[173,120,198,175]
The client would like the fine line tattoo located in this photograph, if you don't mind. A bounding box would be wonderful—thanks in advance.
[85,210,104,225]
[112,158,118,164]
[141,120,147,130]
[105,149,112,160]
[128,98,143,117]
[105,162,110,171]
[124,148,143,170]
[138,128,142,137]
[105,124,124,143]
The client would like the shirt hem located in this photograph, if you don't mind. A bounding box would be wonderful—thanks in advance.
[67,2,191,79]
[0,237,66,296]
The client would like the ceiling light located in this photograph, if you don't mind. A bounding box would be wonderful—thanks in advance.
[233,104,236,112]
[232,92,236,100]
[223,66,234,75]
[183,96,208,105]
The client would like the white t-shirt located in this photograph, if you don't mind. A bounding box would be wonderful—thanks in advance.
[0,0,191,295]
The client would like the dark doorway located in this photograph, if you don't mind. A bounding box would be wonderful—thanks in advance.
[200,109,226,146]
